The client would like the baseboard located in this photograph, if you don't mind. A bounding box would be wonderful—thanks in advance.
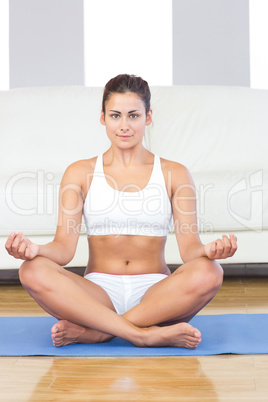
[170,264,268,277]
[1,264,268,285]
[0,267,86,285]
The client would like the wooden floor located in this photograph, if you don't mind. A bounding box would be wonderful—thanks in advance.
[1,277,268,401]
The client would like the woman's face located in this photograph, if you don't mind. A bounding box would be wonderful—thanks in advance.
[100,92,152,148]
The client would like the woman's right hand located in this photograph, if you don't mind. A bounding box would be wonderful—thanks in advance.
[5,232,40,260]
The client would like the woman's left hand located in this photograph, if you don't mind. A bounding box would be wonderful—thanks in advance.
[204,233,238,260]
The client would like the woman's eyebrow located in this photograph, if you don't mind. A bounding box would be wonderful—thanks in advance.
[109,109,140,114]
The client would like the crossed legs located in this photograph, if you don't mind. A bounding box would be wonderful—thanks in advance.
[19,257,223,349]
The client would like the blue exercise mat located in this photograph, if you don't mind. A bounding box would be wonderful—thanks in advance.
[0,314,267,356]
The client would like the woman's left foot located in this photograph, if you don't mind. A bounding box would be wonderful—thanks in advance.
[143,322,202,349]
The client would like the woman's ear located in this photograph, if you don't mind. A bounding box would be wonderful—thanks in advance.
[100,110,106,126]
[145,109,153,126]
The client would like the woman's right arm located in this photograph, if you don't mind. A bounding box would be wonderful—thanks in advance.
[5,162,85,266]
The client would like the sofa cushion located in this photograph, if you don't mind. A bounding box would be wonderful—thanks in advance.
[0,86,110,176]
[191,170,267,233]
[147,86,268,172]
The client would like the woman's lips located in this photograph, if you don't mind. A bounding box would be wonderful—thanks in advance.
[117,135,132,139]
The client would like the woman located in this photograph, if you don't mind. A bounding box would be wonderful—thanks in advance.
[5,74,237,349]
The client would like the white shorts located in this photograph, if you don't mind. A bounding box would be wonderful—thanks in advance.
[84,272,168,315]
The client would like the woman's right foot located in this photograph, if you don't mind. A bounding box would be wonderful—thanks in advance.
[51,320,114,347]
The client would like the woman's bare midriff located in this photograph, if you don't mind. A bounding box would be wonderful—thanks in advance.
[84,235,171,276]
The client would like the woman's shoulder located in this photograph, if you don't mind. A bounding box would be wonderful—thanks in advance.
[65,156,98,174]
[60,156,100,199]
[60,156,99,185]
[159,156,194,188]
[159,156,189,175]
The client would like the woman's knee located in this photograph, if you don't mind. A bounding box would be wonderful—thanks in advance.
[19,257,50,292]
[190,257,223,295]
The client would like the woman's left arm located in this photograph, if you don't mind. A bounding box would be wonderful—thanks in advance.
[170,162,238,263]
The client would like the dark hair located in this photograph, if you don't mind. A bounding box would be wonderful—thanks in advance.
[102,74,151,115]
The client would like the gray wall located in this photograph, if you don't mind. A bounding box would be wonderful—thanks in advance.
[9,0,251,88]
[9,0,84,88]
[173,0,250,86]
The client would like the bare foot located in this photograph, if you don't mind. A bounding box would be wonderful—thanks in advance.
[51,320,201,349]
[143,322,202,349]
[51,320,114,347]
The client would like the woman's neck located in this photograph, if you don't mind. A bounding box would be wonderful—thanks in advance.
[104,145,150,167]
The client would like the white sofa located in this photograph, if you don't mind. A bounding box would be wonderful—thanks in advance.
[1,85,268,272]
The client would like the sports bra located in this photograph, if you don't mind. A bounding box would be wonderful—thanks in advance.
[83,154,173,237]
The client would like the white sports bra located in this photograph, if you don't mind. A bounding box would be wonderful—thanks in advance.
[83,154,172,237]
